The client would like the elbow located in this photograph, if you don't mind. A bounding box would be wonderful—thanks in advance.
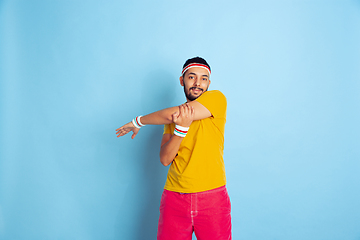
[160,157,172,167]
[161,161,171,167]
[159,153,173,166]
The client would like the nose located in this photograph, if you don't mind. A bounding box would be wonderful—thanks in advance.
[194,77,200,86]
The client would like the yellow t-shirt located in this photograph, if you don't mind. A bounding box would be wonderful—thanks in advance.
[163,90,227,193]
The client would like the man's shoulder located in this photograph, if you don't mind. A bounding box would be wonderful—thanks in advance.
[202,90,225,98]
[199,90,227,103]
[196,90,227,117]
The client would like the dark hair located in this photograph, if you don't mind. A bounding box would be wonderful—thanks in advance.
[182,57,211,77]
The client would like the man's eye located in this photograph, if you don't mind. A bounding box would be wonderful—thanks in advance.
[202,78,208,81]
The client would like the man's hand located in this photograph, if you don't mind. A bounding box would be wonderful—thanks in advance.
[116,122,139,139]
[172,103,195,127]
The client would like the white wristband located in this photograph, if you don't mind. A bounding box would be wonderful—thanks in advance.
[174,125,189,137]
[137,116,145,127]
[132,116,145,129]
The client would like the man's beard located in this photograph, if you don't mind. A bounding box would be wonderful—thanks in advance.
[183,83,207,101]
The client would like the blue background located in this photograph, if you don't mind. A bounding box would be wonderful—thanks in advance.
[1,0,360,239]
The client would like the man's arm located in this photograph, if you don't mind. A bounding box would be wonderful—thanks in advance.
[159,104,195,166]
[159,134,181,166]
[140,100,211,125]
[187,100,211,120]
[115,106,179,139]
[158,101,212,166]
[116,100,211,139]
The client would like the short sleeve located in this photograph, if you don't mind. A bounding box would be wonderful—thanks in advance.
[195,90,227,119]
[163,124,172,134]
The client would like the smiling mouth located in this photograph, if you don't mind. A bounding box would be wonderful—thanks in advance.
[190,87,203,93]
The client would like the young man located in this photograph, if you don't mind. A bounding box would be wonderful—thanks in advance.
[116,57,231,240]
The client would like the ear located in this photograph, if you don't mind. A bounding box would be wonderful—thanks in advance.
[179,76,184,86]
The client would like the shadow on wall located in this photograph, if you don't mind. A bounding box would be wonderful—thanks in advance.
[114,69,178,239]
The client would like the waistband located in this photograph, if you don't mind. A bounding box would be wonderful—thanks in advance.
[166,185,227,195]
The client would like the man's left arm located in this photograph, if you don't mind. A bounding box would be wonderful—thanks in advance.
[187,101,211,120]
[140,100,211,124]
[116,102,211,139]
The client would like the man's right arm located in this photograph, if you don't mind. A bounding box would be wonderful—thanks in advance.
[159,104,195,166]
[159,134,183,166]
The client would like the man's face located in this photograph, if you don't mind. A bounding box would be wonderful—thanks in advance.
[180,67,211,102]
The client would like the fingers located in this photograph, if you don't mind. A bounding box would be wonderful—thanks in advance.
[179,104,185,115]
[115,122,136,138]
[172,111,179,121]
[179,103,191,116]
[178,103,194,119]
[176,104,188,120]
[116,128,130,137]
[186,104,194,115]
[190,105,195,116]
[173,103,195,127]
[131,128,139,139]
[131,132,137,139]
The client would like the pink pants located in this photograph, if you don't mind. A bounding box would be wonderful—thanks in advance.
[157,186,232,240]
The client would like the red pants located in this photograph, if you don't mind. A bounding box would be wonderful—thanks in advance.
[157,186,232,240]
